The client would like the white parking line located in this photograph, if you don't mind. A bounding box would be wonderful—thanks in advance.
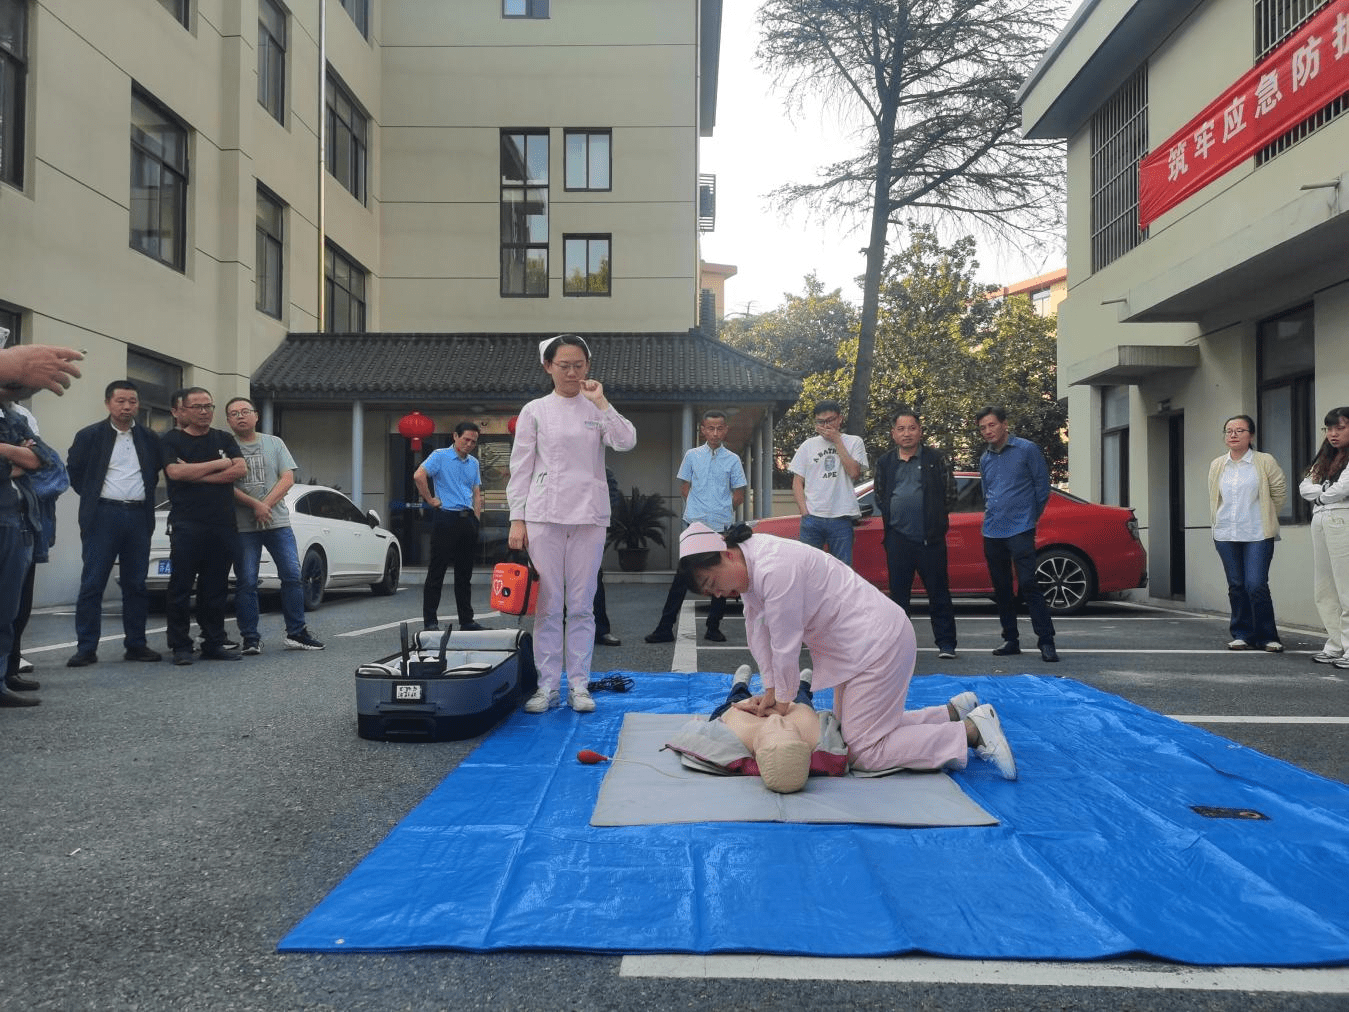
[337,612,507,637]
[671,602,699,673]
[618,954,1349,993]
[1171,714,1349,724]
[20,627,169,654]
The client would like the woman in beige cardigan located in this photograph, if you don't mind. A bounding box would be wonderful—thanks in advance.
[1208,414,1287,651]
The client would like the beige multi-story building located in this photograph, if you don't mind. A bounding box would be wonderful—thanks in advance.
[1019,0,1349,629]
[1,0,798,602]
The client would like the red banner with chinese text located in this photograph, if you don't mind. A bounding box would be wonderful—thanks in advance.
[1138,0,1349,229]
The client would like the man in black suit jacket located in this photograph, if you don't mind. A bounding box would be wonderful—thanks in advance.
[65,380,163,666]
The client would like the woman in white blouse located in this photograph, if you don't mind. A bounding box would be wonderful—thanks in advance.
[1207,414,1287,651]
[1299,407,1349,668]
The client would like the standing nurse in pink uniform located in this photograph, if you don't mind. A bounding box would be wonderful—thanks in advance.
[508,335,636,714]
[678,522,1017,778]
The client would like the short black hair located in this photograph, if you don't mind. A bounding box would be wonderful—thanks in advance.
[976,405,1007,425]
[813,400,842,418]
[105,379,139,400]
[891,405,920,428]
[702,410,727,423]
[454,421,481,437]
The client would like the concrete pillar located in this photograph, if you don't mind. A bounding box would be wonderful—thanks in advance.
[351,399,364,509]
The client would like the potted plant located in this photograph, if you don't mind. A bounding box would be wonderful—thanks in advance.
[607,487,677,572]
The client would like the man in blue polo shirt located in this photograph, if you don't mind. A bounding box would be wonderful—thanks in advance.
[416,421,485,632]
[645,410,746,643]
[977,405,1058,662]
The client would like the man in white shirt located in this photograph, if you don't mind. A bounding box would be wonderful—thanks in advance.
[789,400,868,565]
[66,381,163,666]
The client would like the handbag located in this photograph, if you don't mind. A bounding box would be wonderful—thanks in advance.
[490,551,538,616]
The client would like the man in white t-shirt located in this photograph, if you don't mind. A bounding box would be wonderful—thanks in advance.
[788,400,868,566]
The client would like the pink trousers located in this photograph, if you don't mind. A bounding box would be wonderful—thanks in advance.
[833,628,968,772]
[526,521,605,692]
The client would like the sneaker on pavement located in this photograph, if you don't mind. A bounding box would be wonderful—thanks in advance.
[173,650,194,666]
[123,645,162,662]
[284,628,325,651]
[568,687,596,712]
[241,639,262,656]
[969,703,1017,780]
[1264,641,1285,653]
[1228,639,1249,650]
[704,627,727,642]
[66,651,98,668]
[1334,656,1349,670]
[524,688,560,713]
[948,691,980,721]
[991,641,1020,656]
[938,648,958,659]
[1312,651,1341,664]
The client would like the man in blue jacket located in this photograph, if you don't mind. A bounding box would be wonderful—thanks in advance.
[66,380,163,667]
[977,405,1058,662]
[874,407,958,659]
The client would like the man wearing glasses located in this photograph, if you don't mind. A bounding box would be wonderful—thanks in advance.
[225,397,324,654]
[788,400,867,564]
[159,388,245,665]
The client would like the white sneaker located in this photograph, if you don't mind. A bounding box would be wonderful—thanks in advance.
[948,691,980,721]
[731,664,752,690]
[968,703,1017,780]
[17,656,33,673]
[568,687,596,713]
[1334,656,1349,670]
[1264,642,1284,653]
[1227,639,1249,650]
[524,688,559,713]
[798,667,813,686]
[1312,651,1341,664]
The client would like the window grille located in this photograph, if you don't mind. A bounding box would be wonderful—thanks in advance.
[1090,64,1148,272]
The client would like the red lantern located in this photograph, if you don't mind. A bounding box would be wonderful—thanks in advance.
[397,411,435,452]
[507,415,519,436]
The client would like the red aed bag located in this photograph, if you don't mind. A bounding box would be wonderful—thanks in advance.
[490,557,538,616]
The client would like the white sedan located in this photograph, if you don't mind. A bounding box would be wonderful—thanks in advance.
[146,484,402,609]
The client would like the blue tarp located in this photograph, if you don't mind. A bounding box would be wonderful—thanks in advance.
[278,674,1349,965]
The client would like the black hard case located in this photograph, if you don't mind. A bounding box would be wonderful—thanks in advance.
[354,626,537,742]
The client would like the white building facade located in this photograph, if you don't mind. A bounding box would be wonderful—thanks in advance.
[1020,0,1349,629]
[0,0,787,604]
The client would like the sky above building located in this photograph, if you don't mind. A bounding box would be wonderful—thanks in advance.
[699,2,1070,318]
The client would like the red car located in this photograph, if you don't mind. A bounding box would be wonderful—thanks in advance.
[753,473,1146,614]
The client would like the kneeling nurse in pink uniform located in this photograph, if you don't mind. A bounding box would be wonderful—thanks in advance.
[678,522,1017,778]
[508,335,636,715]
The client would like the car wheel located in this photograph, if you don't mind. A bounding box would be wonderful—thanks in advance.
[300,548,327,611]
[1035,548,1094,615]
[370,546,400,596]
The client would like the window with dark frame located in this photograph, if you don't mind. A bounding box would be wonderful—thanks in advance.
[258,0,287,124]
[157,0,189,28]
[0,0,27,189]
[500,129,549,297]
[1090,63,1148,273]
[1253,0,1346,165]
[0,302,20,348]
[326,73,367,203]
[127,347,183,434]
[1100,385,1130,507]
[1257,304,1316,524]
[503,0,549,18]
[564,129,610,190]
[338,0,368,36]
[256,186,284,319]
[563,235,610,296]
[325,241,367,333]
[130,88,189,272]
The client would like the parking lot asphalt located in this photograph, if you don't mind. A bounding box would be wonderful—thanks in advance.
[3,573,1346,1012]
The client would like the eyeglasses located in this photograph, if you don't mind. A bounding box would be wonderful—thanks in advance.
[185,404,215,412]
[814,415,841,425]
[1323,424,1349,433]
[1223,428,1249,436]
[226,409,254,419]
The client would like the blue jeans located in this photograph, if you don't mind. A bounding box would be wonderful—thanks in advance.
[75,501,152,654]
[801,514,856,567]
[1213,538,1279,646]
[235,526,305,640]
[983,530,1056,647]
[883,528,957,652]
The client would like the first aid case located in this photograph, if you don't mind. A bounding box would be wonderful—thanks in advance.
[354,624,536,742]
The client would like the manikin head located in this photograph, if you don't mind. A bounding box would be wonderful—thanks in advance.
[752,715,811,794]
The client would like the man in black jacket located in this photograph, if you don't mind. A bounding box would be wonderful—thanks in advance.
[66,380,163,667]
[873,407,959,659]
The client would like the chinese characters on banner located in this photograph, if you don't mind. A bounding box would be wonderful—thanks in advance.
[1138,0,1349,229]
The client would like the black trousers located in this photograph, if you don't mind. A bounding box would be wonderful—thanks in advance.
[423,510,478,626]
[166,521,237,652]
[983,530,1056,647]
